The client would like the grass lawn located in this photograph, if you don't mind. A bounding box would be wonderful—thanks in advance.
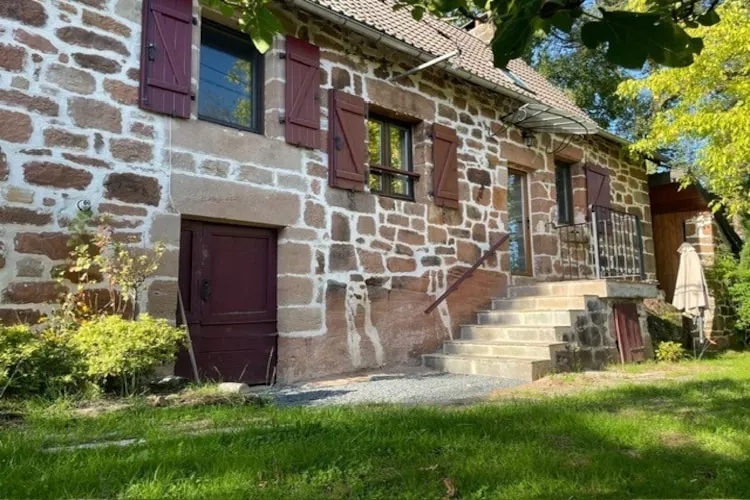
[1,352,749,499]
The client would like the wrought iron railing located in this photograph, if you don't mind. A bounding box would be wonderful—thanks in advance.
[556,205,645,281]
[591,205,645,279]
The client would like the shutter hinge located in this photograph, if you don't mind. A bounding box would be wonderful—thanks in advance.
[426,130,433,139]
[192,16,198,26]
[190,93,196,101]
[279,52,287,59]
[279,114,286,124]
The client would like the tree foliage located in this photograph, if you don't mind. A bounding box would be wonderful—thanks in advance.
[394,0,722,69]
[524,2,654,137]
[618,0,750,214]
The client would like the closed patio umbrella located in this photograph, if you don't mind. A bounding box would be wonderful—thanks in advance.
[672,242,710,356]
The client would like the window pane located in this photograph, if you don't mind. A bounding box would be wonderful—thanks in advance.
[367,121,382,166]
[389,126,407,170]
[368,172,383,192]
[508,171,528,273]
[199,27,255,130]
[556,164,573,225]
[390,174,410,197]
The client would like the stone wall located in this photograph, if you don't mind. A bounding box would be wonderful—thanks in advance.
[685,213,735,346]
[0,0,655,382]
[559,297,653,369]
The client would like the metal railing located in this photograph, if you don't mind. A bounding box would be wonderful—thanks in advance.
[591,205,645,279]
[558,222,595,280]
[424,233,509,314]
[556,205,645,281]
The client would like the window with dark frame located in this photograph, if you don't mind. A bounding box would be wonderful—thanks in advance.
[198,20,263,133]
[555,161,574,225]
[367,115,417,200]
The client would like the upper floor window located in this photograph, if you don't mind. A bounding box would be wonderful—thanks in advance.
[367,115,416,200]
[198,20,263,133]
[556,161,574,225]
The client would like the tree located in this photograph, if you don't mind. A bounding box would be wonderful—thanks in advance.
[617,0,750,214]
[523,2,655,138]
[204,0,722,70]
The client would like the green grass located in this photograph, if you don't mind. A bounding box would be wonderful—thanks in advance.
[2,352,750,499]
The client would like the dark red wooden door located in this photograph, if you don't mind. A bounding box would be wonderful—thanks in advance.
[613,303,645,363]
[177,220,277,384]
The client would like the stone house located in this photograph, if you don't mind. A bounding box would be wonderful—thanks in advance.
[0,0,658,383]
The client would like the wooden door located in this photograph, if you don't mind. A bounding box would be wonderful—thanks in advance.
[652,211,699,302]
[613,303,645,363]
[176,220,277,384]
[508,169,532,275]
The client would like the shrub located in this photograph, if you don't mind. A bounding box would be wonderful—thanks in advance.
[72,315,184,394]
[0,325,82,397]
[655,341,688,363]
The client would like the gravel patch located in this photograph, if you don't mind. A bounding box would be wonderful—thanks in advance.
[266,369,525,406]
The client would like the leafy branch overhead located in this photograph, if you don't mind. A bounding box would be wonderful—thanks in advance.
[395,0,722,69]
[203,0,722,70]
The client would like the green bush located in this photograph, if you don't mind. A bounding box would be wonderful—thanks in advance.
[72,314,184,394]
[655,341,688,363]
[706,249,748,339]
[0,325,82,397]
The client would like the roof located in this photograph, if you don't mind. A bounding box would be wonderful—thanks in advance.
[301,0,595,126]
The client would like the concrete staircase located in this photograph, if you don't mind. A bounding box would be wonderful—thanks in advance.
[423,280,610,382]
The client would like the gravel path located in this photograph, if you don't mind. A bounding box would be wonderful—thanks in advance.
[266,369,524,406]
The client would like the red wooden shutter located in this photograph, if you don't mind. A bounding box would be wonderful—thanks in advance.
[585,163,611,209]
[613,303,645,363]
[285,37,320,149]
[432,124,459,208]
[139,0,192,118]
[328,89,365,191]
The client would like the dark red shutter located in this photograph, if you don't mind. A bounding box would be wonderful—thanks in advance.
[432,124,459,208]
[285,37,320,149]
[139,0,192,118]
[613,303,645,363]
[328,89,365,191]
[585,163,611,209]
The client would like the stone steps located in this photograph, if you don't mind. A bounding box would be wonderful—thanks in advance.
[460,325,570,343]
[423,353,552,382]
[443,340,567,359]
[507,280,608,298]
[491,296,588,311]
[475,309,583,327]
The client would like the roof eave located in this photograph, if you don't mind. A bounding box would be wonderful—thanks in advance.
[290,0,540,108]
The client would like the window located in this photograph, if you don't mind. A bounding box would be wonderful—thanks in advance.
[367,115,416,200]
[199,20,263,133]
[556,161,574,225]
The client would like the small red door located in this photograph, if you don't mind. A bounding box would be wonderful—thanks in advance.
[176,220,277,384]
[613,303,645,363]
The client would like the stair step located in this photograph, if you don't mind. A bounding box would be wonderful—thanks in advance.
[423,354,552,382]
[476,309,582,326]
[507,280,659,299]
[491,296,588,311]
[444,340,567,358]
[508,280,607,298]
[460,325,571,342]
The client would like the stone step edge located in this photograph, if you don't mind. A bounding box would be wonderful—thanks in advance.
[423,353,550,364]
[491,294,597,302]
[474,309,586,315]
[459,324,572,331]
[446,340,567,347]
